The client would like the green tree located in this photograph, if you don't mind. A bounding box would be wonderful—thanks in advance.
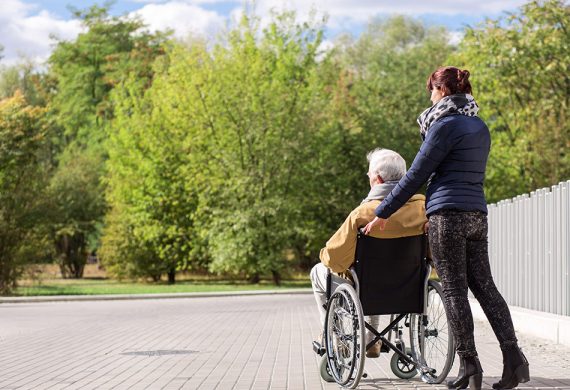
[0,60,49,106]
[48,5,166,144]
[280,16,453,268]
[103,12,457,283]
[102,50,200,283]
[47,4,168,278]
[99,204,164,282]
[104,11,350,284]
[48,148,105,278]
[0,92,48,294]
[334,16,453,168]
[451,0,569,202]
[189,12,334,283]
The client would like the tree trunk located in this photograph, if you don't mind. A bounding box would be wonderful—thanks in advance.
[271,270,281,286]
[167,269,176,284]
[248,273,260,284]
[56,233,86,279]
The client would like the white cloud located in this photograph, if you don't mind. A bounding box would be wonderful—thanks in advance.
[250,0,529,30]
[448,31,465,46]
[315,38,334,61]
[0,0,230,66]
[256,0,529,17]
[0,0,83,66]
[132,1,227,39]
[0,0,528,67]
[131,0,239,3]
[129,0,528,15]
[125,0,530,36]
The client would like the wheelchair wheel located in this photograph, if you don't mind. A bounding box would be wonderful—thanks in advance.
[390,347,417,379]
[324,283,365,389]
[409,279,456,384]
[319,355,335,382]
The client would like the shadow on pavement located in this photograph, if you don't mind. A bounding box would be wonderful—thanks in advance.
[356,376,570,389]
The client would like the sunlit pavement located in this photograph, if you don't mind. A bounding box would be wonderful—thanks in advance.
[0,294,569,389]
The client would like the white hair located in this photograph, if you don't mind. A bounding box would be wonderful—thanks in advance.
[367,148,406,182]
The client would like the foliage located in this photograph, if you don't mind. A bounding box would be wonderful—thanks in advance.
[102,51,196,283]
[0,92,48,294]
[451,0,569,202]
[192,13,332,283]
[0,60,49,106]
[334,16,453,167]
[48,5,168,144]
[98,204,163,281]
[46,4,169,278]
[103,11,358,283]
[1,2,568,289]
[47,147,106,278]
[100,3,568,285]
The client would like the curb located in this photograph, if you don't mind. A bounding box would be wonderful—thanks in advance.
[470,298,570,347]
[0,288,313,304]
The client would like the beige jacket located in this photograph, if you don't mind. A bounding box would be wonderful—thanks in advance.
[319,194,427,273]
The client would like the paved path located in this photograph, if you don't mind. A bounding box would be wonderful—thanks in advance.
[0,294,569,389]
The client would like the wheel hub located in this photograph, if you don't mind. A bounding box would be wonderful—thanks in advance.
[426,328,439,337]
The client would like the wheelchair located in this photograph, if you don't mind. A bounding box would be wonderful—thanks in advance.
[312,232,456,389]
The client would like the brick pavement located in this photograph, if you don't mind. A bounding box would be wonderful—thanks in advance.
[0,294,569,389]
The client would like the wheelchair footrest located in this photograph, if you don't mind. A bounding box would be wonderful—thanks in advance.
[312,341,325,356]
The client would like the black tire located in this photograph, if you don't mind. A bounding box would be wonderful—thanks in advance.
[319,355,335,382]
[390,348,418,379]
[324,284,365,389]
[410,279,456,384]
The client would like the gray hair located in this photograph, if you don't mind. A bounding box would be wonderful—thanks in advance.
[367,148,406,182]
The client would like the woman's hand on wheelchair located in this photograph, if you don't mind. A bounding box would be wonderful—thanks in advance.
[363,217,387,235]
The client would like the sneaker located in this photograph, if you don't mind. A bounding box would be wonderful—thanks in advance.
[366,340,382,358]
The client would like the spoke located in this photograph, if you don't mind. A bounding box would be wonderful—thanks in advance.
[429,307,446,326]
[333,328,350,349]
[427,338,435,362]
[334,333,352,351]
[428,337,447,358]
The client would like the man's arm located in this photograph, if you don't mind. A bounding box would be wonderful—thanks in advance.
[320,210,360,274]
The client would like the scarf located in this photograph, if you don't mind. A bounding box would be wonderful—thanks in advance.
[417,94,479,138]
[361,181,398,204]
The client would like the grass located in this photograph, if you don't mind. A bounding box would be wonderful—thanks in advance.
[13,264,436,297]
[14,278,311,296]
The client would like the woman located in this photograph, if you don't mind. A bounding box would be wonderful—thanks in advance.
[363,66,529,390]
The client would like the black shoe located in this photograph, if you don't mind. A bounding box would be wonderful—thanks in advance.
[447,356,483,390]
[492,347,530,389]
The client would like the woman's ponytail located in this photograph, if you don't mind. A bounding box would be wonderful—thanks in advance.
[457,69,471,92]
[427,66,472,95]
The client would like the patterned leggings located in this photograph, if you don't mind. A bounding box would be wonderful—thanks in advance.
[428,210,518,358]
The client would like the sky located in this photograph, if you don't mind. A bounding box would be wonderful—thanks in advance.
[0,0,530,66]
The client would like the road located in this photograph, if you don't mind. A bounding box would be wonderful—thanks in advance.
[0,294,569,389]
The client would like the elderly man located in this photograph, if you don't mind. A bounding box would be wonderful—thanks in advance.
[310,148,427,357]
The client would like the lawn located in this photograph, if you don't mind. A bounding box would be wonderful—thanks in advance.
[14,278,311,296]
[13,264,436,296]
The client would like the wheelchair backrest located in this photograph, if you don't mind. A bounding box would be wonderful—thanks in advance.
[354,233,427,316]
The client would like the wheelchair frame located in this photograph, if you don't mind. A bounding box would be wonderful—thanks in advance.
[312,235,455,389]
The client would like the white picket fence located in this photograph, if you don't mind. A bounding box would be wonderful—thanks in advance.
[488,180,570,316]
